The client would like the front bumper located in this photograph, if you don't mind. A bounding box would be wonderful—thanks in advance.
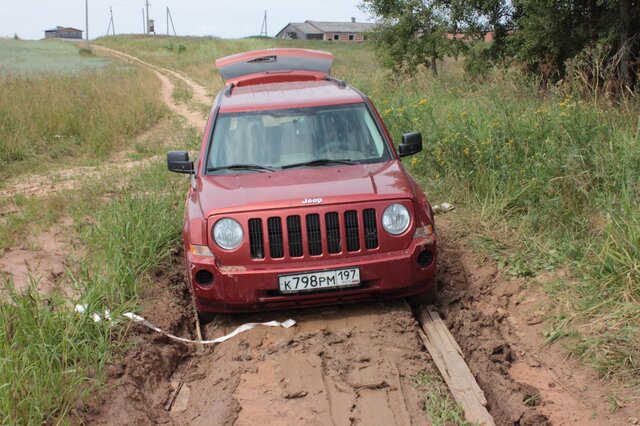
[186,235,436,313]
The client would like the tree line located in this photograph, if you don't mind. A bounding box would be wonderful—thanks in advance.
[361,0,640,95]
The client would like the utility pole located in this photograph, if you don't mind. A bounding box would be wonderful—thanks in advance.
[260,10,268,37]
[106,6,115,36]
[85,0,89,42]
[142,8,145,33]
[145,0,150,34]
[167,7,176,36]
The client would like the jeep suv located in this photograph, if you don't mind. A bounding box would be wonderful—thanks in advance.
[168,48,437,314]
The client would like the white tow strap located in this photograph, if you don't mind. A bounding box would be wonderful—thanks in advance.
[75,304,296,345]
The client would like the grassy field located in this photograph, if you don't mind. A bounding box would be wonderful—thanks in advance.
[0,38,199,423]
[97,36,640,382]
[0,39,167,182]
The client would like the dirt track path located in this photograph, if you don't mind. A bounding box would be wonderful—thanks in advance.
[0,47,212,293]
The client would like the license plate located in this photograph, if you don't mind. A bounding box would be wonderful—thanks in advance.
[278,268,360,294]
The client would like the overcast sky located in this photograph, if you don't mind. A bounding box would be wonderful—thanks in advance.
[0,0,375,40]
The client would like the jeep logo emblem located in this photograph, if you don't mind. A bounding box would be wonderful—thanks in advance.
[302,197,323,204]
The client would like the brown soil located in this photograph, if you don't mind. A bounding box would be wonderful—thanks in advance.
[0,216,74,295]
[435,219,640,425]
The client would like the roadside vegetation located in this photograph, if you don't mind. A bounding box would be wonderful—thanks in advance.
[0,39,166,183]
[0,39,198,423]
[95,35,640,383]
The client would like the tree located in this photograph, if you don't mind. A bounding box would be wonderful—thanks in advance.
[361,0,467,76]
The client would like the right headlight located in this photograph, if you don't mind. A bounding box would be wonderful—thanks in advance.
[213,218,244,250]
[382,203,411,235]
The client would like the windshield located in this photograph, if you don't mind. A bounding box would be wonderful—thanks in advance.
[206,103,391,174]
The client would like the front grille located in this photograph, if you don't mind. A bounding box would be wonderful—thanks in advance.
[248,208,379,259]
[248,218,264,259]
[363,208,378,249]
[344,210,360,252]
[267,217,284,258]
[306,214,322,256]
[325,212,341,254]
[287,215,303,257]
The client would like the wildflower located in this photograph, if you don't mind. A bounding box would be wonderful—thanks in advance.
[506,139,513,146]
[411,157,419,166]
[461,111,468,118]
[418,99,428,106]
[383,108,392,115]
[535,107,545,114]
[434,173,441,180]
[464,147,470,155]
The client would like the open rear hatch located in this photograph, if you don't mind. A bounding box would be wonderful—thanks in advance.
[215,48,334,86]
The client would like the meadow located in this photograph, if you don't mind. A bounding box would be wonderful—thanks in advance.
[0,39,198,423]
[0,39,166,182]
[98,35,640,381]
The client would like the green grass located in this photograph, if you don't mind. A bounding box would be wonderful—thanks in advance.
[0,39,109,75]
[0,117,199,424]
[412,371,468,425]
[0,41,167,181]
[91,36,640,382]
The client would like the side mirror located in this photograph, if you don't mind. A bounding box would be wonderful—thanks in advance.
[398,132,423,157]
[167,151,194,174]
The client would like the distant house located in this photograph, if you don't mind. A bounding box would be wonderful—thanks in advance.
[276,18,375,42]
[44,26,83,39]
[444,32,495,43]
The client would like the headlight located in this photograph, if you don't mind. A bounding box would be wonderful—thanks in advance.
[382,203,411,235]
[213,218,244,250]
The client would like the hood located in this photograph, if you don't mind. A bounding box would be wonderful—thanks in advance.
[196,161,415,217]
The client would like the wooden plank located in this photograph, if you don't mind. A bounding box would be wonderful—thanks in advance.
[420,308,487,406]
[418,308,495,426]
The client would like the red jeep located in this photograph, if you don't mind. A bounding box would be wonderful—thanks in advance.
[167,48,437,315]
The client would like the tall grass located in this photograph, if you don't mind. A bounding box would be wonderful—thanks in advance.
[0,66,166,177]
[0,162,187,424]
[378,71,640,380]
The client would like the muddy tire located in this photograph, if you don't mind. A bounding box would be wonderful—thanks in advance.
[406,287,437,307]
[197,310,216,324]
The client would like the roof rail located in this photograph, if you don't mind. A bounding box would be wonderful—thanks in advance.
[324,76,347,88]
[224,83,235,97]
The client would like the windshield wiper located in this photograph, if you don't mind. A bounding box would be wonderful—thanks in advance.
[207,164,275,173]
[281,159,355,169]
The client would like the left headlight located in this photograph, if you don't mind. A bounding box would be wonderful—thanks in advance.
[213,218,244,250]
[382,203,411,235]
